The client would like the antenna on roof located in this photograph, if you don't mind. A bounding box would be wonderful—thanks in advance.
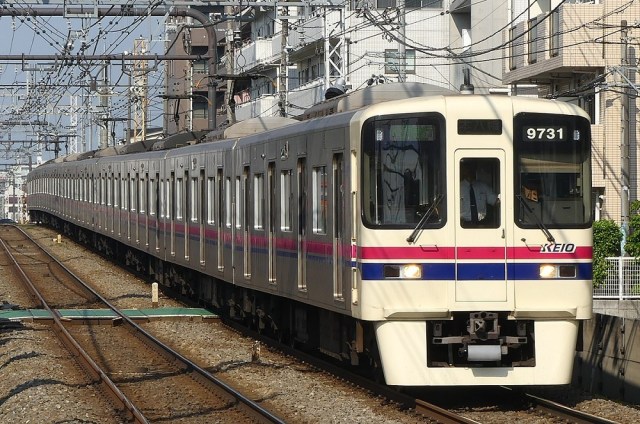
[460,67,474,95]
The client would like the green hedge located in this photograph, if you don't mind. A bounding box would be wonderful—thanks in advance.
[593,219,621,287]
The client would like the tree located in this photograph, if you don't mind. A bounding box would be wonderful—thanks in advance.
[592,219,621,286]
[623,201,640,257]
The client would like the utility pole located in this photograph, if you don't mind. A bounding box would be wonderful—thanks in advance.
[620,20,630,254]
[68,94,78,154]
[225,7,237,125]
[279,6,289,117]
[99,61,110,150]
[132,37,149,143]
[397,0,406,82]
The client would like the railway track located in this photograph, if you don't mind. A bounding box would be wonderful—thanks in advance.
[0,225,284,424]
[507,388,619,424]
[222,319,480,424]
[224,301,621,424]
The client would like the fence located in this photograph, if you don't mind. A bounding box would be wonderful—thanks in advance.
[593,257,640,299]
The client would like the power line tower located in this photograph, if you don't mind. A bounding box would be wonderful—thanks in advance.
[132,37,149,143]
[68,94,78,154]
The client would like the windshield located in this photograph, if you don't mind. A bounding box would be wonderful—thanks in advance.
[362,113,445,228]
[514,112,591,228]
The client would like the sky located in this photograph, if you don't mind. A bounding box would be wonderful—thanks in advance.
[0,5,170,164]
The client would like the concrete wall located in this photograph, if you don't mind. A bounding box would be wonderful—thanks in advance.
[575,313,640,403]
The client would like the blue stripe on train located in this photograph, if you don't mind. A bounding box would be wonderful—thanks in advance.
[361,262,592,281]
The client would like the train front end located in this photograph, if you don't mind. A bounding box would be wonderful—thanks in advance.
[355,95,592,386]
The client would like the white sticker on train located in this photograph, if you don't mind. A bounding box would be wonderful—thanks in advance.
[540,243,576,253]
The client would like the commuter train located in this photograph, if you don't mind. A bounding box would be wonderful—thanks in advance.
[27,83,593,386]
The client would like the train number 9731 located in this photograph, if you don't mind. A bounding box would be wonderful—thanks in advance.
[524,126,566,141]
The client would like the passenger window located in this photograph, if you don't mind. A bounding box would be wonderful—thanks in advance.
[460,158,500,228]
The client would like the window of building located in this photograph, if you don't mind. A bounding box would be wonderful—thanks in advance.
[550,10,560,58]
[509,27,517,70]
[385,49,416,74]
[375,0,442,8]
[193,99,208,119]
[528,17,538,64]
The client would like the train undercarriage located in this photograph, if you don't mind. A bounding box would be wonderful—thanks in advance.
[29,212,383,379]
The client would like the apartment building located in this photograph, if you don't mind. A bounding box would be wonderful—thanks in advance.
[164,1,509,126]
[503,0,639,227]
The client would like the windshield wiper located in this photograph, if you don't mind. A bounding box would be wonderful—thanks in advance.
[406,194,443,244]
[516,195,555,243]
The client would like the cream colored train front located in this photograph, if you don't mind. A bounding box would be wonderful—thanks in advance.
[351,94,592,385]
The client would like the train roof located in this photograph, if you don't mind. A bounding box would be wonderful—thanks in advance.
[300,82,457,120]
[151,131,208,151]
[206,116,299,141]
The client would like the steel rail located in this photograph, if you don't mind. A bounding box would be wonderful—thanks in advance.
[525,392,619,424]
[7,225,286,424]
[0,235,148,423]
[223,318,481,424]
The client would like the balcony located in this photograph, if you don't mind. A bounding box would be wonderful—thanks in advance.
[233,37,281,73]
[503,4,605,86]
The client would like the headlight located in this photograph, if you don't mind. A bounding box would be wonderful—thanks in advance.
[539,264,557,278]
[539,264,577,279]
[383,264,422,279]
[400,264,422,279]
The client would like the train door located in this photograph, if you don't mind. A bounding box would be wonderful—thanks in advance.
[154,172,160,252]
[242,166,251,277]
[184,170,190,261]
[143,172,149,247]
[115,170,121,237]
[170,171,175,257]
[268,162,276,283]
[199,168,206,266]
[333,153,345,300]
[109,170,115,234]
[297,158,307,291]
[126,172,131,240]
[134,172,140,244]
[217,168,224,271]
[99,171,105,230]
[454,150,508,303]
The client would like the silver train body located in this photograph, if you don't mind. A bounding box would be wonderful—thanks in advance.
[27,83,593,386]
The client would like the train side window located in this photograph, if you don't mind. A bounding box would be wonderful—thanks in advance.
[254,173,264,230]
[460,158,500,229]
[140,176,147,214]
[122,175,129,211]
[191,177,199,223]
[207,176,215,224]
[175,177,183,220]
[149,177,156,217]
[225,177,232,228]
[281,170,292,231]
[235,176,242,229]
[312,166,327,234]
[114,174,119,208]
[131,175,137,212]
